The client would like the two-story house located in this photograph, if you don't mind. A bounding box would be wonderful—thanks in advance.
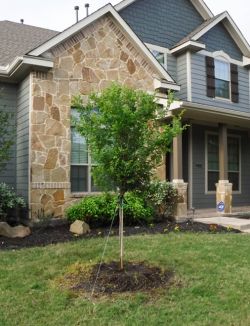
[0,0,250,219]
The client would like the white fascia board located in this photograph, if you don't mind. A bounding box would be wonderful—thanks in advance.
[0,57,23,75]
[223,15,250,57]
[192,12,227,40]
[170,40,206,54]
[0,56,53,77]
[116,0,213,20]
[192,12,250,57]
[181,101,250,120]
[243,56,250,67]
[22,56,54,68]
[190,0,213,20]
[28,4,176,84]
[29,4,113,56]
[154,78,180,92]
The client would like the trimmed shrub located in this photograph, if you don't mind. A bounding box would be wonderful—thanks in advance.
[0,183,26,222]
[146,181,179,221]
[66,192,154,227]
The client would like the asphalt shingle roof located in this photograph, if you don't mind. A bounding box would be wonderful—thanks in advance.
[171,13,224,49]
[0,20,58,66]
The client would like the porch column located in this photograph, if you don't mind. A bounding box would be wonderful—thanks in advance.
[172,133,188,222]
[216,124,232,214]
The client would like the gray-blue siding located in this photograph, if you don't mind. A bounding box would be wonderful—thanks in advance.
[199,23,242,61]
[167,53,177,82]
[16,76,30,201]
[191,53,250,113]
[120,0,204,48]
[0,83,17,189]
[176,54,188,101]
[192,125,250,209]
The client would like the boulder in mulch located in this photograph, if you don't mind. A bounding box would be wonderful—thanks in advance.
[70,220,90,235]
[0,222,31,238]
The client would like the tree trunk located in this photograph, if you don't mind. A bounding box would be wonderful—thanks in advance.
[119,194,124,270]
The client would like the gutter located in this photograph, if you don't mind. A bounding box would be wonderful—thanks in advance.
[0,55,54,78]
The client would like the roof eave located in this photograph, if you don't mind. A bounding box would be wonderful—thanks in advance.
[170,41,206,55]
[115,0,213,19]
[28,4,177,85]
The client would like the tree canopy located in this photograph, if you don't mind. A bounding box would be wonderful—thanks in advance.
[72,83,183,195]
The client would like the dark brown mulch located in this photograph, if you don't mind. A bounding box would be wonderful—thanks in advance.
[0,220,240,251]
[62,261,173,295]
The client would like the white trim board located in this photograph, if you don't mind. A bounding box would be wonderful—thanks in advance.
[28,4,177,87]
[190,11,250,58]
[115,0,213,20]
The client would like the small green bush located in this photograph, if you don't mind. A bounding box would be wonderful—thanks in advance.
[0,183,26,220]
[146,181,179,221]
[66,192,153,227]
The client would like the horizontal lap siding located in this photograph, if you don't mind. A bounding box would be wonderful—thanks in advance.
[191,53,250,113]
[199,23,243,61]
[120,0,203,48]
[167,53,177,82]
[0,83,17,189]
[16,76,30,201]
[177,54,187,100]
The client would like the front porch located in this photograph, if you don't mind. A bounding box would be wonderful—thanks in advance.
[166,102,250,220]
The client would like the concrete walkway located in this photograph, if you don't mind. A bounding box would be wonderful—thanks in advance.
[195,216,250,233]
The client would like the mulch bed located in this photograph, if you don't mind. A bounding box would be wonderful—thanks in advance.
[0,220,240,251]
[60,261,173,296]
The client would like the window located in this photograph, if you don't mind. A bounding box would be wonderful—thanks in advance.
[206,133,240,192]
[206,55,239,103]
[215,59,230,99]
[151,50,165,66]
[147,44,167,68]
[228,137,240,191]
[70,110,99,193]
[207,134,219,192]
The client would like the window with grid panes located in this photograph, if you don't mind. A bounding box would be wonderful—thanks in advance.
[206,134,240,192]
[70,109,99,193]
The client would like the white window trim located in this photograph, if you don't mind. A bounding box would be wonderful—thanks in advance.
[205,131,241,195]
[214,56,232,102]
[145,43,169,69]
[70,124,98,194]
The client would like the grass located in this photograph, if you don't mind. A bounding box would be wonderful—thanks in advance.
[1,233,250,326]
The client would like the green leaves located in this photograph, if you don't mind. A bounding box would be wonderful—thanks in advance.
[0,112,15,172]
[72,83,184,194]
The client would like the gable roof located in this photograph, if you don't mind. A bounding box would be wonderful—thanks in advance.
[0,21,58,66]
[28,4,179,89]
[171,11,250,57]
[172,13,222,49]
[115,0,213,20]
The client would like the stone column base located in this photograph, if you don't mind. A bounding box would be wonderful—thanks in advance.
[216,180,232,214]
[172,179,188,222]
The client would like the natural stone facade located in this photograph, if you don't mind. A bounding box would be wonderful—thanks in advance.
[30,14,161,218]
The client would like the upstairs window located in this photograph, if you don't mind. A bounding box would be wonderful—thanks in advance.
[151,50,165,66]
[206,55,239,103]
[147,44,167,68]
[215,59,230,99]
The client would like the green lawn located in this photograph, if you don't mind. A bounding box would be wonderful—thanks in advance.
[0,233,250,326]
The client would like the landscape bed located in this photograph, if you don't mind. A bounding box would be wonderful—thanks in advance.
[0,220,240,250]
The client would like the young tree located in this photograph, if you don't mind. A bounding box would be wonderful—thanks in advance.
[72,83,184,269]
[0,111,14,172]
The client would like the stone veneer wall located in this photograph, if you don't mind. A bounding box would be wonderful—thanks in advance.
[30,14,160,218]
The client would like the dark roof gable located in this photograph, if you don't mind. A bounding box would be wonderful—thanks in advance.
[0,20,58,66]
